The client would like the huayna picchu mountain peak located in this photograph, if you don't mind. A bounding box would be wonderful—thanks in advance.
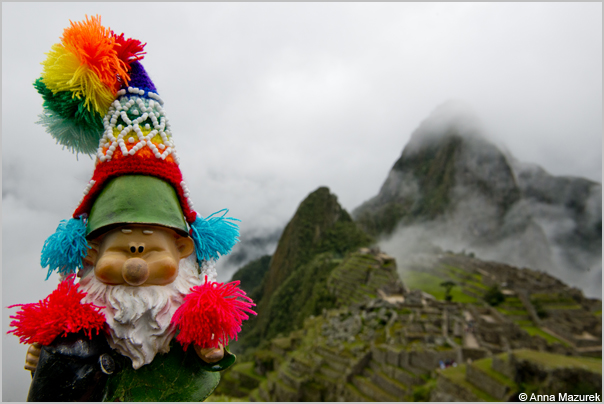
[232,186,373,352]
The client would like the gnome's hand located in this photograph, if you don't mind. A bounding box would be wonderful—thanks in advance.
[25,343,41,373]
[194,343,224,364]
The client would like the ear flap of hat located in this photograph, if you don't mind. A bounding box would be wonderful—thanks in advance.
[40,217,90,279]
[190,210,240,263]
[86,175,189,240]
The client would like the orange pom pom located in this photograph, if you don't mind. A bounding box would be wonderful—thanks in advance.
[62,15,129,93]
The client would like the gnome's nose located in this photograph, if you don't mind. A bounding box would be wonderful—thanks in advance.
[122,258,149,286]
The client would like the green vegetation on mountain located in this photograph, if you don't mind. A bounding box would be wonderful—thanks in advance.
[264,253,339,340]
[513,349,602,374]
[354,130,528,239]
[400,265,478,303]
[231,187,373,353]
[355,134,462,237]
[484,285,506,306]
[440,281,456,302]
[354,201,412,238]
[393,134,460,219]
[260,186,371,298]
[230,255,271,302]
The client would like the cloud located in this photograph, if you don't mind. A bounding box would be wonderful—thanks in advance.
[2,3,601,399]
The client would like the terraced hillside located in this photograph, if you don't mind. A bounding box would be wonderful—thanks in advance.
[209,249,601,402]
[432,350,602,401]
[399,252,601,356]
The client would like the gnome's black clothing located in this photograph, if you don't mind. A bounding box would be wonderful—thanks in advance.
[28,332,232,402]
[27,332,113,402]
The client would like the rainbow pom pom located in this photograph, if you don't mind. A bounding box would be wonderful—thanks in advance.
[35,15,146,155]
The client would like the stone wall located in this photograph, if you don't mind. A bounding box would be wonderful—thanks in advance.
[434,372,482,402]
[466,363,510,400]
[492,354,514,379]
[409,349,459,371]
[462,347,489,362]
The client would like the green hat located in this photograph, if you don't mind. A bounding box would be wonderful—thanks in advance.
[86,175,189,240]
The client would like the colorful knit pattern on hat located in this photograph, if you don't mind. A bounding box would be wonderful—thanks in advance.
[72,60,196,224]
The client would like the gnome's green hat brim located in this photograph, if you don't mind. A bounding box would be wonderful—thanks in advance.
[86,175,189,240]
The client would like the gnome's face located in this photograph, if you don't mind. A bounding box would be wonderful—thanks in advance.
[79,225,202,369]
[89,225,195,286]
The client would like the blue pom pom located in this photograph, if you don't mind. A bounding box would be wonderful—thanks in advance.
[190,209,240,264]
[40,217,90,279]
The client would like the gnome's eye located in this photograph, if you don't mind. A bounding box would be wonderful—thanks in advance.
[130,246,136,253]
[138,246,144,253]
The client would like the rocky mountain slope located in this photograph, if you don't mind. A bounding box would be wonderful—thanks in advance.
[353,104,602,297]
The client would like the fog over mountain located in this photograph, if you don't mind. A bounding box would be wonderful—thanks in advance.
[217,228,282,280]
[355,102,602,298]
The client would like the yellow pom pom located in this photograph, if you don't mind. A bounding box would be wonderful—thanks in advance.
[41,44,115,116]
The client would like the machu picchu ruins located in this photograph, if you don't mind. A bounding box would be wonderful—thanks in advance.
[211,247,602,401]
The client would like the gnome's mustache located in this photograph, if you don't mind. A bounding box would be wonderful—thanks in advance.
[79,255,204,369]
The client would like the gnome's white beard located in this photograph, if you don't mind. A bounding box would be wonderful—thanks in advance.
[79,254,209,369]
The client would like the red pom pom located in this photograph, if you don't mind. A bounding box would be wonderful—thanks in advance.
[113,32,146,68]
[8,275,106,345]
[171,277,256,351]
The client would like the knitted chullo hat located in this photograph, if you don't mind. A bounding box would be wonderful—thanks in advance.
[37,16,239,279]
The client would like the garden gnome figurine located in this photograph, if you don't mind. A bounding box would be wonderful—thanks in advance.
[8,16,255,402]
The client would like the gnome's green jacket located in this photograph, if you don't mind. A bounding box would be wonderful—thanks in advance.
[27,332,235,402]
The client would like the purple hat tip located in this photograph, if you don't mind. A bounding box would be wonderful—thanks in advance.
[124,61,158,93]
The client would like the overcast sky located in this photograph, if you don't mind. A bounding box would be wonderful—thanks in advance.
[2,2,602,401]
